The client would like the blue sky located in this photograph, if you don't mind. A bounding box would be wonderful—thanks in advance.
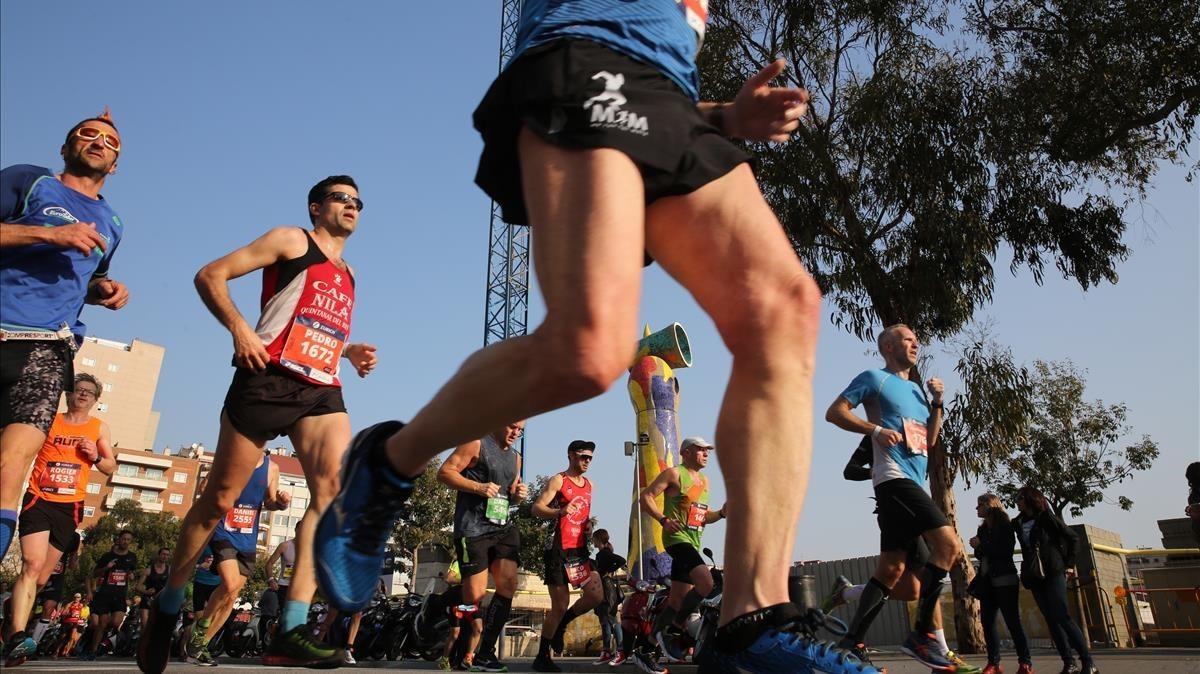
[3,2,1196,563]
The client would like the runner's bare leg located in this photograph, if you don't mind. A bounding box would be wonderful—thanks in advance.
[289,412,352,606]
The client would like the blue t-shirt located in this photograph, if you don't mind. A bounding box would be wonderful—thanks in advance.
[840,368,931,487]
[512,0,708,100]
[194,545,220,586]
[0,164,124,339]
[212,457,269,554]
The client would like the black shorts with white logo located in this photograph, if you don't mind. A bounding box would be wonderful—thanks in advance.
[19,493,81,552]
[543,546,593,587]
[0,341,74,433]
[210,538,256,578]
[474,38,750,226]
[874,478,949,552]
[665,542,706,583]
[455,527,521,577]
[222,366,346,441]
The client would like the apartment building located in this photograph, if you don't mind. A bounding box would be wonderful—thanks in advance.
[68,336,164,450]
[80,448,202,529]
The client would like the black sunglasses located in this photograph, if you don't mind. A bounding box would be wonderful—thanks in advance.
[576,454,594,462]
[324,191,364,211]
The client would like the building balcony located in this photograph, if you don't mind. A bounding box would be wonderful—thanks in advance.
[106,495,163,512]
[116,452,171,469]
[111,473,168,490]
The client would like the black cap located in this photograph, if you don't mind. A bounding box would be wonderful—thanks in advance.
[567,440,596,452]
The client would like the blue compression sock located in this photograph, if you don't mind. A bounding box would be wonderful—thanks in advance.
[0,509,17,559]
[157,584,186,615]
[282,600,310,632]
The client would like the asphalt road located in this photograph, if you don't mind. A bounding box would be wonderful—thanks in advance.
[9,649,1200,673]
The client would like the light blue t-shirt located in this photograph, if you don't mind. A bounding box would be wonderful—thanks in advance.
[840,368,931,487]
[511,0,708,100]
[0,164,124,339]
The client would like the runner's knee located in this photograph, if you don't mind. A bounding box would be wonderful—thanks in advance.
[530,325,633,402]
[715,271,820,354]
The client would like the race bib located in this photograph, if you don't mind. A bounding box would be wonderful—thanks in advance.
[279,316,346,384]
[902,417,928,456]
[485,496,510,525]
[39,461,82,495]
[686,502,709,530]
[564,557,593,588]
[225,503,260,534]
[680,0,709,46]
[283,563,295,579]
[108,569,128,586]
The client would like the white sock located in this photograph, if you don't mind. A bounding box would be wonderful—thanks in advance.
[934,628,950,653]
[844,584,867,602]
[31,619,50,643]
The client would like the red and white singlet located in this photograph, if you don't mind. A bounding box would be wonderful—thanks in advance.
[256,230,355,386]
[552,472,592,550]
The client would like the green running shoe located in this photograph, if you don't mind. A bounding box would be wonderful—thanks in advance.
[262,625,344,668]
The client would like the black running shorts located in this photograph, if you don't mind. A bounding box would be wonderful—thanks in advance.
[665,542,706,583]
[18,493,81,552]
[90,590,127,616]
[222,366,346,441]
[193,582,218,613]
[210,538,255,578]
[543,546,593,587]
[454,527,521,577]
[474,38,750,226]
[0,341,74,433]
[874,478,949,552]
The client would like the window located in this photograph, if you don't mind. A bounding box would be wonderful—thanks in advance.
[145,468,164,480]
[169,493,183,505]
[96,402,108,412]
[139,491,160,504]
[107,363,119,372]
[82,357,96,366]
[112,486,134,501]
[117,464,139,477]
[289,516,301,529]
[103,383,113,392]
[291,497,308,511]
[174,471,188,484]
[274,514,288,526]
[83,506,95,518]
[86,482,101,494]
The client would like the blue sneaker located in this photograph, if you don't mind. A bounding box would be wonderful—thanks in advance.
[901,630,955,671]
[315,420,415,612]
[696,614,880,674]
[4,633,37,667]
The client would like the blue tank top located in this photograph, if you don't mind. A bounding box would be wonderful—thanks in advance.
[511,0,708,100]
[0,165,124,338]
[212,457,269,553]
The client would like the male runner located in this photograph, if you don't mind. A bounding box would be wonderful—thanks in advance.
[31,531,82,649]
[318,3,862,672]
[529,440,603,672]
[266,538,297,604]
[184,453,287,665]
[137,175,378,673]
[56,592,87,657]
[1,110,130,560]
[85,530,138,660]
[822,437,971,672]
[826,323,962,671]
[4,373,116,665]
[436,421,527,673]
[135,547,170,631]
[640,437,725,664]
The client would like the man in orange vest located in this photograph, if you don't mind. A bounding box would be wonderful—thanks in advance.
[3,373,115,665]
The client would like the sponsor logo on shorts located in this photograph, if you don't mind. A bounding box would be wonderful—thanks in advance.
[42,206,79,223]
[583,71,649,136]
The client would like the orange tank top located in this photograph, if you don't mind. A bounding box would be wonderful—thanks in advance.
[28,413,102,503]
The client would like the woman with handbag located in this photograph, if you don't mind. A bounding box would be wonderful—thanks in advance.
[970,493,1033,674]
[1013,486,1097,674]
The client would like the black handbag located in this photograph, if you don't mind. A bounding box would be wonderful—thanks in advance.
[1021,542,1046,586]
[967,573,992,600]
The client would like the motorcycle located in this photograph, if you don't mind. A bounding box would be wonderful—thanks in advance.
[385,588,428,660]
[220,604,261,658]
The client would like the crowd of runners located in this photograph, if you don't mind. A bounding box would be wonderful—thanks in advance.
[0,2,1109,674]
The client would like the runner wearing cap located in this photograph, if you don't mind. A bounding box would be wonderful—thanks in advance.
[639,437,726,663]
[437,421,527,673]
[530,440,604,672]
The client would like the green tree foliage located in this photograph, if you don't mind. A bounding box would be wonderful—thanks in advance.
[389,458,455,577]
[986,360,1159,518]
[67,499,181,598]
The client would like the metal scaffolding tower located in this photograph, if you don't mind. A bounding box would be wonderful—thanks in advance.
[482,0,529,349]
